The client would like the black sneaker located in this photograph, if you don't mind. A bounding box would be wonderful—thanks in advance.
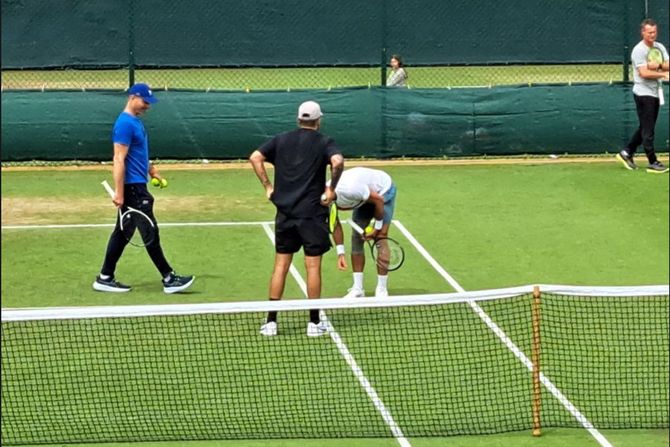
[162,272,195,294]
[646,161,669,174]
[92,275,131,293]
[616,151,637,170]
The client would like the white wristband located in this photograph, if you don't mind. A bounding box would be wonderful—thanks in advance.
[373,220,384,230]
[336,244,346,256]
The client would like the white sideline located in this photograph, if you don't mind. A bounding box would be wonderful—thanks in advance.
[392,219,613,447]
[260,223,411,447]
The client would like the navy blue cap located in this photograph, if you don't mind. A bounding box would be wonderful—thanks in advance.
[128,83,158,104]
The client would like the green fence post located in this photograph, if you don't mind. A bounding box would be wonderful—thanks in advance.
[128,0,135,87]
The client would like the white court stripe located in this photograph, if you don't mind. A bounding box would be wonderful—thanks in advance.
[260,224,411,447]
[392,219,613,447]
[1,221,275,230]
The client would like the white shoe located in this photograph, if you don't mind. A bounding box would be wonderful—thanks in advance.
[375,287,389,298]
[343,287,365,298]
[307,322,327,337]
[260,321,277,337]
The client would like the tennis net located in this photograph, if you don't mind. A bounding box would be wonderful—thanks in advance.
[2,285,668,444]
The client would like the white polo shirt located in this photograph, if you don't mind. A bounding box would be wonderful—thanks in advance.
[334,167,393,209]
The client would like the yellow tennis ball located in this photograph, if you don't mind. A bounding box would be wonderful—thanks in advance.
[160,178,168,188]
[365,225,374,234]
[150,178,161,187]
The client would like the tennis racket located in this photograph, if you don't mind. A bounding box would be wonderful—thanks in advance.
[349,220,405,272]
[101,180,156,248]
[648,47,665,106]
[321,193,338,233]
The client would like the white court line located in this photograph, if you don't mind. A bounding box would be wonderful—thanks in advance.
[1,221,274,230]
[260,223,411,447]
[392,219,613,447]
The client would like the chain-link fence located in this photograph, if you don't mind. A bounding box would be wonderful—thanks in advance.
[1,65,632,91]
[2,0,667,92]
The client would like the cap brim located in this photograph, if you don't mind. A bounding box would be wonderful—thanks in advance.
[144,96,158,104]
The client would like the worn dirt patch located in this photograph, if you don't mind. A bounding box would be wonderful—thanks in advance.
[1,196,227,225]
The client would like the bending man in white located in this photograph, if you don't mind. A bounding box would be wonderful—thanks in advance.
[330,167,397,298]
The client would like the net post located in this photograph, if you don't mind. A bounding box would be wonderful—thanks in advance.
[531,285,542,437]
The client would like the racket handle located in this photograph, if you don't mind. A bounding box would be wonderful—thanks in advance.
[348,220,365,235]
[101,180,116,199]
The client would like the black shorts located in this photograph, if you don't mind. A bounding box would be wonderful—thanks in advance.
[275,212,331,256]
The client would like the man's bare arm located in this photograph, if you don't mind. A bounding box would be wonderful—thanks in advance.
[249,150,273,199]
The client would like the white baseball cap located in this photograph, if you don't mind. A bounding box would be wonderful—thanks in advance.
[297,101,323,120]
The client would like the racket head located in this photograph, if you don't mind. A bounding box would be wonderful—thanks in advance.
[119,207,156,248]
[328,202,338,233]
[648,47,664,64]
[369,237,405,272]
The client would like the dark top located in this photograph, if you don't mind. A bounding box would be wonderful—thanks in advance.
[259,128,341,218]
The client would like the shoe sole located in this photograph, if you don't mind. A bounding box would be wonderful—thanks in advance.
[260,331,277,336]
[343,291,365,299]
[163,277,195,294]
[646,168,669,174]
[92,282,131,293]
[307,330,326,337]
[615,154,636,171]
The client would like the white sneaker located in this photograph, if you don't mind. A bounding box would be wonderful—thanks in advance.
[260,321,277,337]
[307,322,327,337]
[375,287,389,298]
[343,287,365,298]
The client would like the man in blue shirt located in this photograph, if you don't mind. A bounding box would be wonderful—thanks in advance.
[93,83,195,294]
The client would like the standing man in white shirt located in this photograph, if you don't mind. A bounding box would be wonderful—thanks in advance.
[330,167,397,298]
[616,18,669,174]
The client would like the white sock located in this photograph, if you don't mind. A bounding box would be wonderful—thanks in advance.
[353,272,364,290]
[163,272,173,281]
[99,274,111,280]
[377,275,388,290]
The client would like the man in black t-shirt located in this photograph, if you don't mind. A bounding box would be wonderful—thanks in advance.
[250,101,344,337]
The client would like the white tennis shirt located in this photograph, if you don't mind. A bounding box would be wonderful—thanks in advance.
[333,167,393,209]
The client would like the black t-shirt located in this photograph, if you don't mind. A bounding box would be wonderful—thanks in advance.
[259,128,341,218]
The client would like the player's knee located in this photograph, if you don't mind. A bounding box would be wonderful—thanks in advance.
[351,237,365,254]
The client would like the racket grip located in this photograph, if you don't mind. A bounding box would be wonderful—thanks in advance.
[348,220,365,235]
[101,180,116,199]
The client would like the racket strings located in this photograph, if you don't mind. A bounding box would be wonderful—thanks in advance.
[120,209,156,247]
[371,238,405,271]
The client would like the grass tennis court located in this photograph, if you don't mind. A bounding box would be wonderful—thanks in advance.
[1,64,627,91]
[1,160,668,447]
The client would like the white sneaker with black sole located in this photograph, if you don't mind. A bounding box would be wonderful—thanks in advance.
[92,275,131,293]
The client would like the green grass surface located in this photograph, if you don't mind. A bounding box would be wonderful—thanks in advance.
[1,162,668,447]
[1,65,627,91]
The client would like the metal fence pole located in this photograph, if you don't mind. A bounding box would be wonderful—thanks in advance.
[128,0,135,87]
[381,48,387,86]
[622,0,631,83]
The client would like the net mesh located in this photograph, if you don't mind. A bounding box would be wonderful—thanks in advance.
[1,286,668,444]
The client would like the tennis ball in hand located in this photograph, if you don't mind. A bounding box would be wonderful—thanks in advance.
[159,178,168,188]
[365,225,374,234]
[150,178,161,187]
